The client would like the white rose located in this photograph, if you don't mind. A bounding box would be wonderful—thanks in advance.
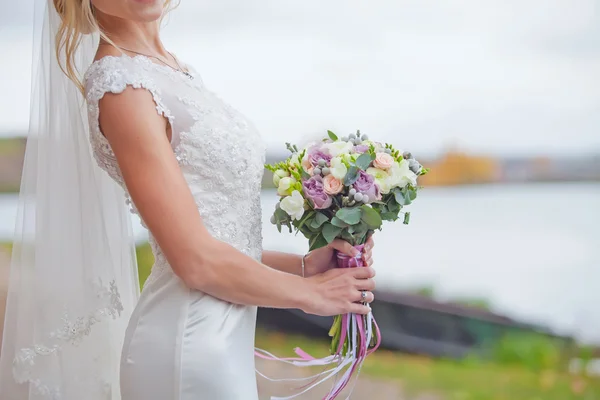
[277,176,297,196]
[366,167,392,194]
[324,141,354,157]
[330,157,348,180]
[272,169,290,186]
[387,160,417,189]
[280,190,305,220]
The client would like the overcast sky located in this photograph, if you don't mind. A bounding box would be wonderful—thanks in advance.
[1,0,599,156]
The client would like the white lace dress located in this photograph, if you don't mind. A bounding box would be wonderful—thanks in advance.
[84,54,266,400]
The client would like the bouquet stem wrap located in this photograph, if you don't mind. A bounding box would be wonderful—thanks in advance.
[256,244,381,400]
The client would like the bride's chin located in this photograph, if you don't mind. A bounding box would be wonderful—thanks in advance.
[129,0,164,21]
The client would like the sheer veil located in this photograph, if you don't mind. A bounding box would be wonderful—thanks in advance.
[0,1,140,399]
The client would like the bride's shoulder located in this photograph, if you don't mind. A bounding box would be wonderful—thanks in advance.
[84,53,157,103]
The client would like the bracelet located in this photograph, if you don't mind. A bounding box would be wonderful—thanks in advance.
[301,253,307,278]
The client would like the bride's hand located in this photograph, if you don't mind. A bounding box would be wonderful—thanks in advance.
[301,267,376,316]
[303,235,375,278]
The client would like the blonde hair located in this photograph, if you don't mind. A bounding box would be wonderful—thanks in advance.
[53,0,179,93]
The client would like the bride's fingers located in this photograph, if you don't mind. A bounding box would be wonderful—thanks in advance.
[355,277,375,291]
[353,290,374,304]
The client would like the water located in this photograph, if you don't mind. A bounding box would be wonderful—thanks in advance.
[1,183,599,343]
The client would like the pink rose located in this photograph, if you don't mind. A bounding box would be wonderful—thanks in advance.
[373,152,395,170]
[323,174,344,195]
[301,155,314,175]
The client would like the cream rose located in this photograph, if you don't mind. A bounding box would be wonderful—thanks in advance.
[277,176,297,196]
[280,190,305,220]
[322,174,344,195]
[373,152,395,170]
[366,167,392,194]
[388,160,417,189]
[323,141,354,157]
[329,157,348,180]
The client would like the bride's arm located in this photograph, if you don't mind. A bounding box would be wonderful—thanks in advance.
[262,236,375,277]
[98,87,375,316]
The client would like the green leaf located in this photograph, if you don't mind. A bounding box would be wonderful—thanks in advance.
[394,189,410,205]
[355,153,372,170]
[381,212,398,221]
[322,223,343,244]
[327,130,339,141]
[296,210,315,231]
[341,229,355,244]
[407,188,417,201]
[310,212,329,229]
[276,221,282,233]
[335,207,362,225]
[274,207,289,221]
[301,168,311,180]
[343,166,360,186]
[353,221,369,236]
[360,205,382,229]
[330,216,349,228]
[309,233,329,251]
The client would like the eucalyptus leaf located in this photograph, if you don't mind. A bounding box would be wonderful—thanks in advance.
[335,207,362,225]
[354,221,369,236]
[407,188,417,201]
[322,223,343,243]
[381,212,398,221]
[276,221,282,233]
[327,130,339,141]
[331,216,349,228]
[274,207,289,221]
[309,234,329,251]
[310,212,329,229]
[341,229,355,244]
[395,189,410,205]
[355,153,372,170]
[343,166,360,186]
[387,197,401,213]
[360,205,382,229]
[296,210,315,231]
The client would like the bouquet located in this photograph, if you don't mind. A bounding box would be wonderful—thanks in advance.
[260,130,427,399]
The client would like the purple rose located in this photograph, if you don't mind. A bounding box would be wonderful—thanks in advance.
[354,145,370,154]
[307,146,332,167]
[353,170,381,203]
[303,175,333,209]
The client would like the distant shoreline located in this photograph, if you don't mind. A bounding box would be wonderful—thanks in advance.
[2,138,599,193]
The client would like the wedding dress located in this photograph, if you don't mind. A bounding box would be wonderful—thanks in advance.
[85,54,266,399]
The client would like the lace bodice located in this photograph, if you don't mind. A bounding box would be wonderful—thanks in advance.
[84,54,266,285]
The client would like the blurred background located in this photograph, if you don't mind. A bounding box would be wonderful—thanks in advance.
[1,0,599,399]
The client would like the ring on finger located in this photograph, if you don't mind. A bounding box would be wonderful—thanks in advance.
[361,290,368,301]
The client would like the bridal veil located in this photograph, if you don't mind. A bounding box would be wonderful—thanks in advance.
[0,1,140,398]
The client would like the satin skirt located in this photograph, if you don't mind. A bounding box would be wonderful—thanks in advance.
[119,263,258,400]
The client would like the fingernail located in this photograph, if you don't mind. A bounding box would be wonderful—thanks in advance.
[352,250,360,256]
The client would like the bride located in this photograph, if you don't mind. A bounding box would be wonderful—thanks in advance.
[0,0,376,399]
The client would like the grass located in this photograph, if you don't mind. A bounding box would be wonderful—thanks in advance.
[256,330,600,400]
[2,241,599,399]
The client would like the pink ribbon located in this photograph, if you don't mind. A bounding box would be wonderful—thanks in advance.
[255,245,382,399]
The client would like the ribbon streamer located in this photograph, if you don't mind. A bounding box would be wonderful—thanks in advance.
[256,245,382,399]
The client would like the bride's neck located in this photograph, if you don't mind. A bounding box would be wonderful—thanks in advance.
[96,12,166,57]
